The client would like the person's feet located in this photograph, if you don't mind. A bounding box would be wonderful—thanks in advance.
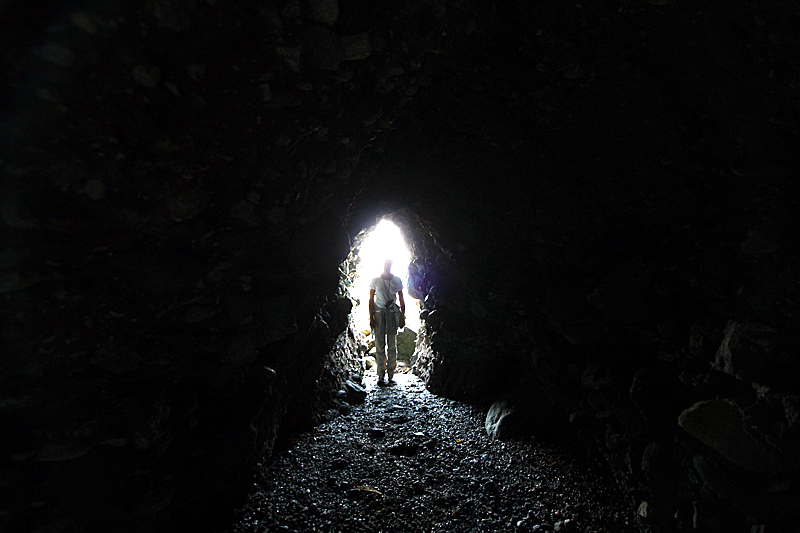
[377,375,395,387]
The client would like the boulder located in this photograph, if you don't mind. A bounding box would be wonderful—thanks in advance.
[715,321,773,378]
[678,399,796,473]
[344,380,367,404]
[395,327,417,361]
[713,321,800,389]
[742,393,800,470]
[485,398,516,439]
[485,380,553,439]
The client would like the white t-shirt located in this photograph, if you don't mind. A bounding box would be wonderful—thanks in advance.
[370,275,403,308]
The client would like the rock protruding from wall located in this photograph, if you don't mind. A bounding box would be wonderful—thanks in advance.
[396,327,417,361]
[405,166,799,531]
[485,381,553,440]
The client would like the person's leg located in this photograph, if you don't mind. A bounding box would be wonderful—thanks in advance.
[387,330,397,381]
[374,311,386,382]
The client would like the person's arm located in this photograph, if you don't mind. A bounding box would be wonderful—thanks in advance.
[369,289,376,329]
[398,290,405,328]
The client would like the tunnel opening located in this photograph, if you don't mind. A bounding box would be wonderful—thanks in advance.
[2,0,798,530]
[337,214,429,382]
[332,205,522,403]
[344,218,422,335]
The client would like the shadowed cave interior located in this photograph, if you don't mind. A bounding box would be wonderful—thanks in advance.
[1,0,799,532]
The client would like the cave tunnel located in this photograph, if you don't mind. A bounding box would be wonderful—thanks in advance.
[1,0,799,532]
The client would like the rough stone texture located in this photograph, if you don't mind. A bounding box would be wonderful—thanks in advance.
[343,379,366,404]
[313,324,364,422]
[306,0,338,26]
[485,399,515,440]
[485,400,519,439]
[341,32,370,61]
[713,321,800,390]
[299,25,345,70]
[678,399,797,474]
[233,374,638,533]
[395,326,417,361]
[2,0,799,532]
[485,379,554,440]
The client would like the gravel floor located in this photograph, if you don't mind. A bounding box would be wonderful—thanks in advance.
[228,369,641,533]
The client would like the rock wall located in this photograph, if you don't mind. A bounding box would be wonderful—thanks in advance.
[402,172,800,530]
[406,175,800,531]
[406,167,800,530]
[0,0,422,529]
[2,0,799,532]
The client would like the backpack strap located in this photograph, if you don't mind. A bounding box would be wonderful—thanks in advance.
[382,277,396,308]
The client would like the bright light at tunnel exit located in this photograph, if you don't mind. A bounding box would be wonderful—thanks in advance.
[352,219,421,334]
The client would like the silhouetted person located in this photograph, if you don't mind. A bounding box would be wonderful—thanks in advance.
[369,259,405,386]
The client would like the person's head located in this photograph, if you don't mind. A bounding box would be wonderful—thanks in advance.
[383,259,393,273]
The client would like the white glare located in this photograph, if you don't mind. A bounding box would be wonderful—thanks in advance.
[352,219,420,333]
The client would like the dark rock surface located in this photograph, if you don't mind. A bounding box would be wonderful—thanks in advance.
[1,0,799,532]
[678,398,799,474]
[229,371,638,533]
[485,378,554,441]
[344,379,367,405]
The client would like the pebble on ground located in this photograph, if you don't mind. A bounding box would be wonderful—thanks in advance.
[229,370,639,533]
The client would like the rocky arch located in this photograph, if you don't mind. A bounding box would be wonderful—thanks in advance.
[2,0,799,532]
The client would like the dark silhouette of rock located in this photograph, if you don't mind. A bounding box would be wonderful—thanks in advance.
[344,380,367,404]
[299,26,345,70]
[1,0,799,531]
[678,399,794,474]
[485,379,554,440]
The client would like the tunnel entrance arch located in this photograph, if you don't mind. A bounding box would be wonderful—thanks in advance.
[336,205,523,401]
[334,205,506,399]
[344,218,421,335]
[338,213,430,378]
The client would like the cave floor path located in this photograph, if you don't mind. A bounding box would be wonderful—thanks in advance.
[228,370,639,533]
